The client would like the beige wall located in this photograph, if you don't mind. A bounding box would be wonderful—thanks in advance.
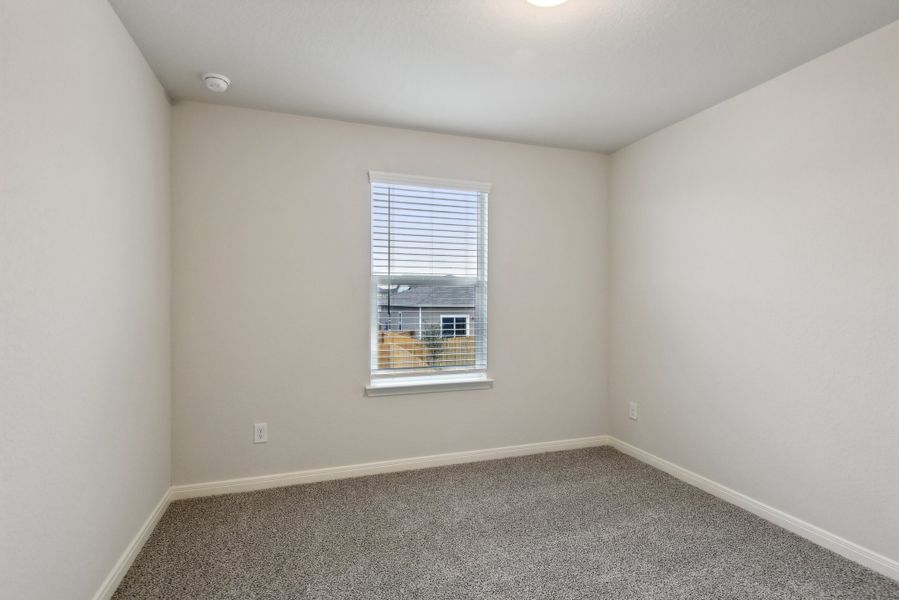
[609,21,899,561]
[0,1,171,598]
[171,102,609,485]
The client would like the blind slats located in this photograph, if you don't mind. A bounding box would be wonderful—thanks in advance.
[371,178,488,375]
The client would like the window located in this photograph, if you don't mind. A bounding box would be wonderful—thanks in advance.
[441,315,469,337]
[367,171,491,395]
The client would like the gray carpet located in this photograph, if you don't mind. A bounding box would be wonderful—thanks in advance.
[113,447,899,599]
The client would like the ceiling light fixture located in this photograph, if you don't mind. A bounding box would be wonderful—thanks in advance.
[202,72,231,93]
[526,0,569,6]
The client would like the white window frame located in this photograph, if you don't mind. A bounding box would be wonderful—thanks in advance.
[440,314,470,337]
[366,171,493,396]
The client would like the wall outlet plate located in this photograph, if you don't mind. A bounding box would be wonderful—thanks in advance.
[254,422,268,443]
[628,402,638,421]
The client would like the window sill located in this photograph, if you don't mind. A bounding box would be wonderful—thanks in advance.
[365,374,494,397]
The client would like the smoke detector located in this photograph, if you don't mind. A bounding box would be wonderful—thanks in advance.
[202,73,231,93]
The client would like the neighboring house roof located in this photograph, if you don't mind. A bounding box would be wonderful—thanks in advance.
[378,285,475,308]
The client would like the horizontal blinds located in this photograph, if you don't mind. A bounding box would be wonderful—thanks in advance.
[371,178,488,374]
[372,185,481,277]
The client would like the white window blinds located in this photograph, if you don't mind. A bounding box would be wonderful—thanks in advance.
[370,172,489,378]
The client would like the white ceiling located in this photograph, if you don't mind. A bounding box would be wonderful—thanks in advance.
[110,0,899,153]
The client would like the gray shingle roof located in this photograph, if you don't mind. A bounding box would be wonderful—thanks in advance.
[378,285,474,307]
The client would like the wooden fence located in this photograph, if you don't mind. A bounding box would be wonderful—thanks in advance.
[377,331,475,370]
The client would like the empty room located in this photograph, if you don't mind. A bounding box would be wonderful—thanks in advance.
[3,0,899,598]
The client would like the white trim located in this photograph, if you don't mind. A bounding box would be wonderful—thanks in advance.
[440,313,470,337]
[93,435,899,598]
[368,170,492,193]
[366,373,493,396]
[372,367,486,380]
[170,435,610,500]
[92,488,172,600]
[608,437,899,582]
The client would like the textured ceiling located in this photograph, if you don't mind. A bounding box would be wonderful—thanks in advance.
[110,0,899,152]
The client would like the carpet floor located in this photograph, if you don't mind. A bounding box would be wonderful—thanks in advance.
[113,447,899,599]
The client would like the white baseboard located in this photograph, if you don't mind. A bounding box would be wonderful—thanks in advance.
[608,437,899,582]
[96,433,898,600]
[92,487,173,600]
[170,434,611,500]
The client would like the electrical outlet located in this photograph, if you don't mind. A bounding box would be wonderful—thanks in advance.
[628,402,638,421]
[253,422,268,443]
